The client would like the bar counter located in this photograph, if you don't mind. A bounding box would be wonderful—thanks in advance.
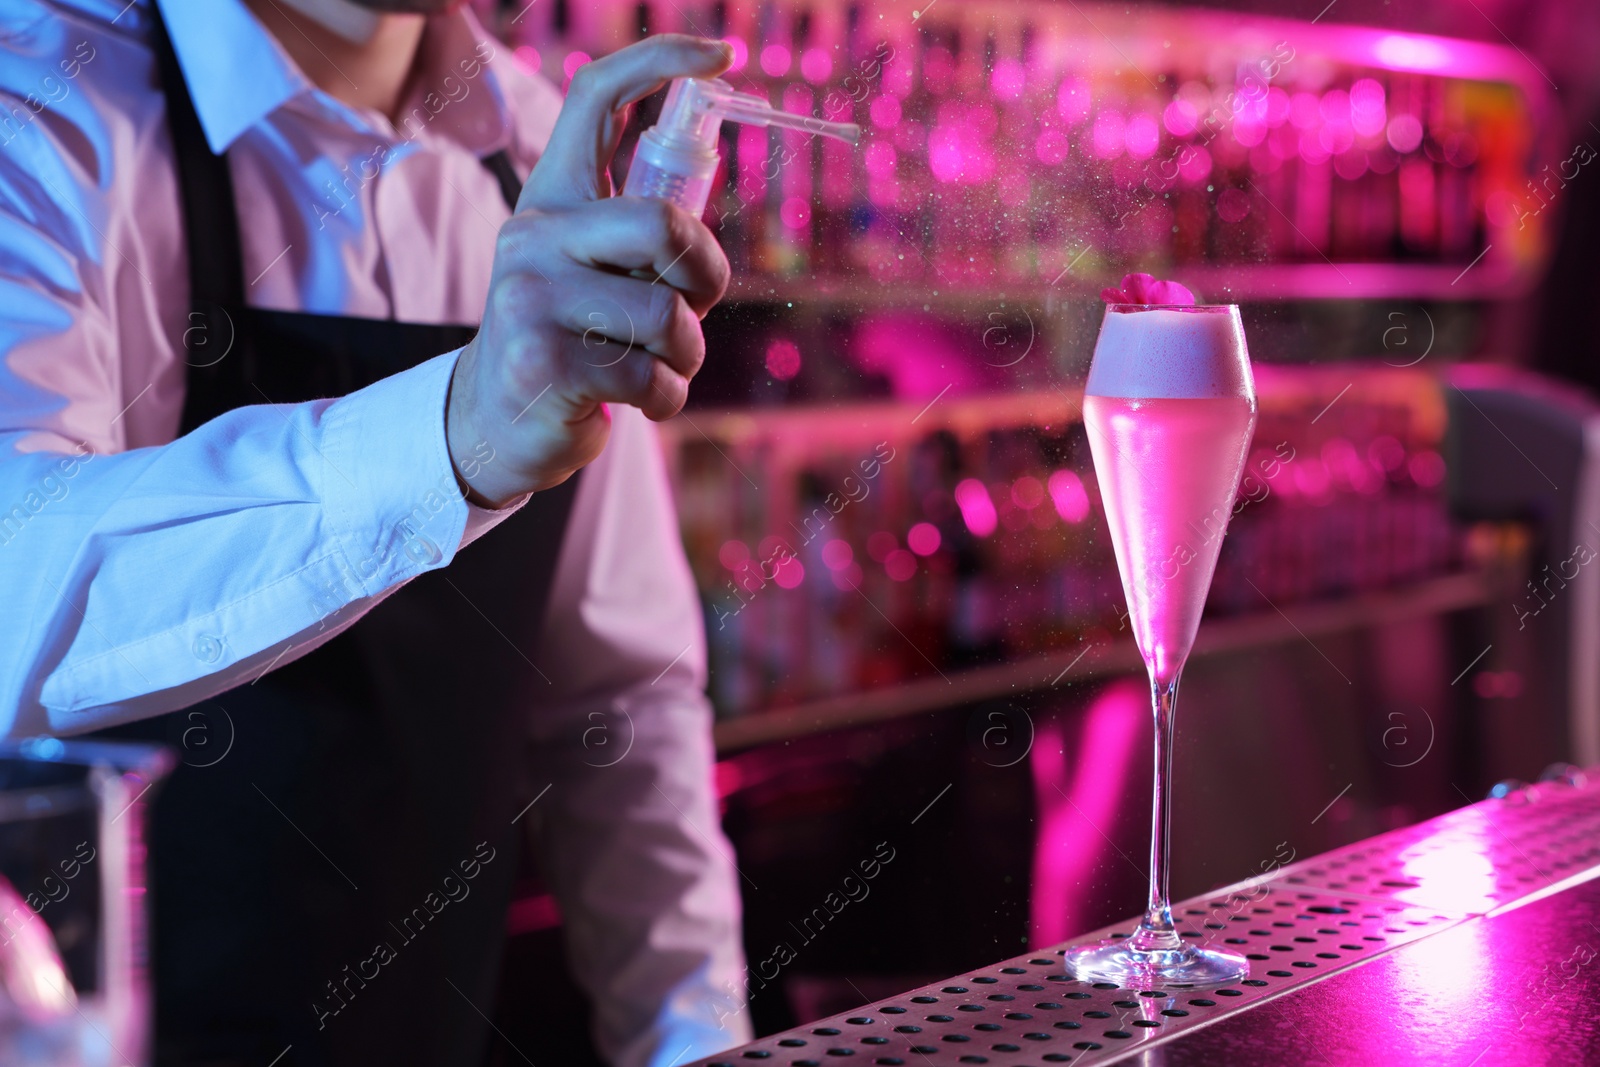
[689,771,1600,1066]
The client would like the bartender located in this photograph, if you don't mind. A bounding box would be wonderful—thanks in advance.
[0,0,748,1064]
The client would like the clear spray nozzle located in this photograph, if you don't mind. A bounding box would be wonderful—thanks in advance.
[623,77,861,216]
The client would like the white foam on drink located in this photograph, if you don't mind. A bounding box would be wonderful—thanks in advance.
[1085,307,1253,399]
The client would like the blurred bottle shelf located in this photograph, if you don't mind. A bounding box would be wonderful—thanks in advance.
[711,565,1502,752]
[663,367,1493,724]
[494,0,1561,303]
[725,259,1526,307]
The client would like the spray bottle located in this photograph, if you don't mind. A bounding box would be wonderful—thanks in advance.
[622,77,861,217]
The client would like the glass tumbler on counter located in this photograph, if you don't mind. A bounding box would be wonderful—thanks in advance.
[1065,303,1257,987]
[0,739,172,1066]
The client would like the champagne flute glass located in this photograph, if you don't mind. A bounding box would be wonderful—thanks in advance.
[1062,302,1257,987]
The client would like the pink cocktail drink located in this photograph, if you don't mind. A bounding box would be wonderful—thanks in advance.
[1084,395,1255,686]
[1065,300,1257,988]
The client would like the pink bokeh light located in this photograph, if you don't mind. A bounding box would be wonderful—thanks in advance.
[1047,470,1090,524]
[1387,114,1424,153]
[512,45,541,75]
[1163,98,1198,137]
[1090,110,1125,158]
[719,539,750,570]
[765,338,801,380]
[1124,113,1160,159]
[884,549,918,581]
[1035,127,1070,165]
[1177,144,1213,184]
[1011,475,1046,510]
[1409,450,1446,487]
[562,51,592,80]
[1349,78,1387,137]
[864,141,896,179]
[760,44,791,78]
[1057,77,1092,125]
[907,522,942,556]
[821,539,854,570]
[780,196,811,230]
[773,556,804,589]
[992,58,1026,100]
[800,47,832,83]
[870,94,902,129]
[955,479,998,537]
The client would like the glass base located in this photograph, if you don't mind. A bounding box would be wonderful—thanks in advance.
[1062,939,1249,989]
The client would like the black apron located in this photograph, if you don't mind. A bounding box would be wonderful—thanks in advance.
[95,12,581,1066]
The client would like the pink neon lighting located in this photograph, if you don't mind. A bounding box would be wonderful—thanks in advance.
[1374,33,1453,72]
[1029,680,1146,946]
[954,479,998,537]
[722,37,748,72]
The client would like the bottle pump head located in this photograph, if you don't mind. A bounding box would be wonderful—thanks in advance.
[623,77,861,216]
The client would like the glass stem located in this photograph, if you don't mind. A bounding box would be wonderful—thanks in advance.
[1132,671,1183,954]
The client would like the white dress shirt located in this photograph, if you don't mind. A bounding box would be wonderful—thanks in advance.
[0,0,749,1062]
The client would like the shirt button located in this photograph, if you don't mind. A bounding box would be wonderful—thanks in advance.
[192,633,226,663]
[404,535,442,565]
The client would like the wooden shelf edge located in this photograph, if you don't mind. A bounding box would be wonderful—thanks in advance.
[712,568,1497,753]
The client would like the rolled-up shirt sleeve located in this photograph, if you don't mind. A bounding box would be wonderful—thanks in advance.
[524,404,751,1067]
[0,116,523,737]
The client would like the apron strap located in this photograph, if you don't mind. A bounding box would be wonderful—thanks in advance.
[151,9,245,311]
[151,6,523,312]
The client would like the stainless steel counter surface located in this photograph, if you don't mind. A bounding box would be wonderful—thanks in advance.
[687,773,1600,1066]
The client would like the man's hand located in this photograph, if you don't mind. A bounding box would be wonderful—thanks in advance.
[447,34,734,508]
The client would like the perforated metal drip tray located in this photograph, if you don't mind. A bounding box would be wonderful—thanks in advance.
[691,886,1458,1067]
[687,777,1600,1067]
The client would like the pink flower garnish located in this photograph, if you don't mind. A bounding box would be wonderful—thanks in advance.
[1100,272,1196,305]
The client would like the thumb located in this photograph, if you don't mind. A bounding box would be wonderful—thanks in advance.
[520,34,733,211]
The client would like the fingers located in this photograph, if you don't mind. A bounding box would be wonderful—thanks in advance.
[546,268,705,380]
[553,327,694,422]
[517,197,729,317]
[484,269,703,422]
[521,34,732,210]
